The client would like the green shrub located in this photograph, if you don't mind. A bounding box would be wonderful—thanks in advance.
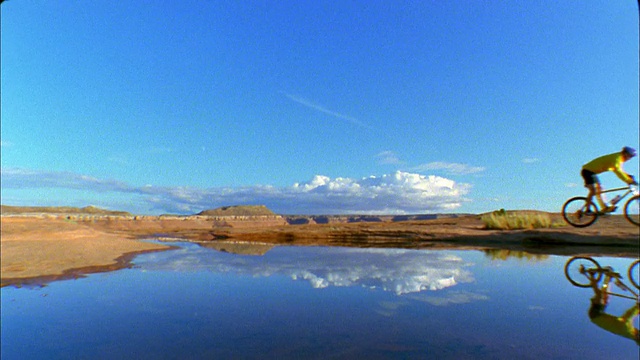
[483,249,550,261]
[481,211,555,230]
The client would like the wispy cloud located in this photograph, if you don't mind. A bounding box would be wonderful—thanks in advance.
[149,146,173,154]
[376,151,403,165]
[283,92,372,130]
[410,162,485,176]
[1,168,472,215]
[107,156,131,166]
[0,168,133,193]
[0,141,14,148]
[522,158,540,164]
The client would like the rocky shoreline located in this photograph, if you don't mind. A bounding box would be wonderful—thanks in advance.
[1,208,638,287]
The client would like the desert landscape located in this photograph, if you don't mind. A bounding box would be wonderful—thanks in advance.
[1,205,638,288]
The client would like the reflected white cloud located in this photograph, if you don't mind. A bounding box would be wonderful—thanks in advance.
[375,301,407,317]
[408,290,490,306]
[374,289,490,317]
[138,245,475,296]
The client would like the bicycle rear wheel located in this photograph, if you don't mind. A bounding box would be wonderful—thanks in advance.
[562,197,598,227]
[623,195,639,226]
[565,257,602,288]
[629,260,640,290]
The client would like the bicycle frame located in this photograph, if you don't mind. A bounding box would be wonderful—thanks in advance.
[583,267,639,301]
[599,185,637,199]
[601,274,639,301]
[587,185,639,210]
[562,184,639,227]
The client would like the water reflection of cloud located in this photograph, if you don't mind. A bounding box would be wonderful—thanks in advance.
[138,245,475,295]
[373,289,490,317]
[375,301,408,317]
[408,290,490,306]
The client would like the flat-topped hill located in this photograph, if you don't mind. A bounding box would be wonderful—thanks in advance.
[1,205,131,216]
[197,205,275,216]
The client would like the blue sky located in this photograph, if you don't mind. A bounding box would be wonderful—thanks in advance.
[1,0,638,215]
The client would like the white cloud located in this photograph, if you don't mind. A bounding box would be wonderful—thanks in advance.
[286,171,470,214]
[1,168,472,215]
[410,162,485,175]
[0,141,14,147]
[522,158,540,164]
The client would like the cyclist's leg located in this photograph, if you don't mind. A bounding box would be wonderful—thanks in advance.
[593,182,607,209]
[585,184,596,208]
[581,169,603,211]
[620,301,639,325]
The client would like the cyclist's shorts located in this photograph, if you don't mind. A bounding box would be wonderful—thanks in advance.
[588,303,606,318]
[581,169,599,186]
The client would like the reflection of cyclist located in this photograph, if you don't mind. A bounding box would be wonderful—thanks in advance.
[581,147,638,214]
[587,269,639,345]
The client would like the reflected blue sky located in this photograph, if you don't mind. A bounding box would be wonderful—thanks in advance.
[2,243,638,359]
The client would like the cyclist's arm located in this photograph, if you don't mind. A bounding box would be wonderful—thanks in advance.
[612,164,634,184]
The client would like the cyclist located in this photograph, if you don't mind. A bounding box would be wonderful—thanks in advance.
[586,268,639,345]
[581,146,638,214]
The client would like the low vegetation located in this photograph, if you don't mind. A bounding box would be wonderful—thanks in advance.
[481,209,563,230]
[483,249,549,262]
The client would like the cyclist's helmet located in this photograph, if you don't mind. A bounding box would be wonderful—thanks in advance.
[622,146,637,157]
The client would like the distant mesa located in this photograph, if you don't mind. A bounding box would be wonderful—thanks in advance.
[1,205,131,216]
[197,205,275,216]
[392,214,439,222]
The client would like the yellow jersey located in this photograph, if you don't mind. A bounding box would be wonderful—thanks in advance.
[582,152,633,184]
[590,312,638,342]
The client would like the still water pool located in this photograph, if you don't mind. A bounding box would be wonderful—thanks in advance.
[2,241,639,359]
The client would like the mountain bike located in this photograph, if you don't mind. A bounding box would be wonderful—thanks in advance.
[564,257,640,301]
[561,184,639,227]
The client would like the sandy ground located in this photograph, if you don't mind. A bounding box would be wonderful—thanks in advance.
[1,213,638,287]
[1,217,171,287]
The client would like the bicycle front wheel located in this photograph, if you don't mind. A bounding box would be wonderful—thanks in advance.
[629,260,640,290]
[562,197,598,227]
[623,195,639,226]
[565,257,602,288]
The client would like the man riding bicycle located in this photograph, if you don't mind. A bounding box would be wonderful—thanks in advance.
[581,146,638,214]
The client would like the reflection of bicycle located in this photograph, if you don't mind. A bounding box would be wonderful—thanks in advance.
[565,257,640,344]
[564,257,640,300]
[562,184,640,227]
